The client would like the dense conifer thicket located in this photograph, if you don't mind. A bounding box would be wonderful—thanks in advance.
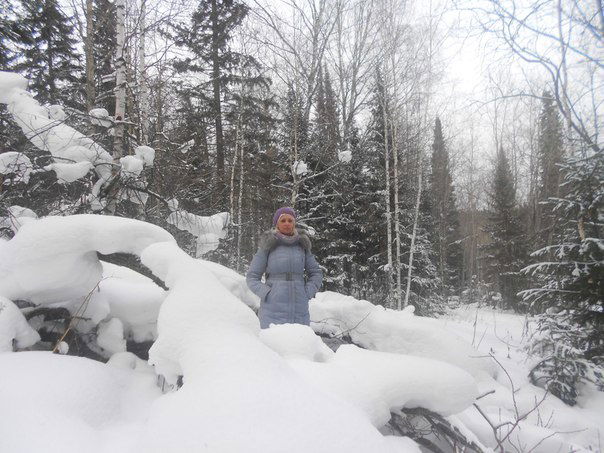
[0,0,601,404]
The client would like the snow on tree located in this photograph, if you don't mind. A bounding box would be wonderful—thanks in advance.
[166,200,229,257]
[520,149,604,405]
[531,90,566,250]
[482,146,527,309]
[171,0,249,184]
[15,0,83,108]
[429,117,463,295]
[0,152,33,185]
[0,71,156,212]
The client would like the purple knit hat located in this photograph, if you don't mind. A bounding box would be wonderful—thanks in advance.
[272,207,297,226]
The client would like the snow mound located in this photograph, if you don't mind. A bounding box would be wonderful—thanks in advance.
[310,291,497,378]
[95,261,166,342]
[0,352,161,453]
[139,241,422,453]
[290,344,478,427]
[0,214,175,304]
[259,323,333,361]
[198,258,260,309]
[107,351,156,374]
[0,296,40,352]
[97,318,127,356]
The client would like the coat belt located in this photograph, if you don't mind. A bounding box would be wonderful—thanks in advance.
[266,272,304,281]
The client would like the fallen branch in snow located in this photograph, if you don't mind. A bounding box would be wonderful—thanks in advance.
[389,408,487,453]
[473,353,550,452]
[52,281,101,353]
[25,306,71,341]
[476,389,496,400]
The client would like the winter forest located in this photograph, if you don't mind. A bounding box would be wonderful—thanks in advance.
[0,0,603,451]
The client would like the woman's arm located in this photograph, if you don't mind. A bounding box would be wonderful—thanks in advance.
[304,250,323,299]
[246,248,272,302]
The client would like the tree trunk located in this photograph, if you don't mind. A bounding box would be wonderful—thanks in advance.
[210,0,225,181]
[381,78,394,307]
[389,57,402,310]
[138,0,149,144]
[236,128,245,272]
[84,0,95,112]
[392,119,402,309]
[113,0,126,161]
[404,159,423,308]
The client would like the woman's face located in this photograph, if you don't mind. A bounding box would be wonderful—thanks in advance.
[276,214,295,235]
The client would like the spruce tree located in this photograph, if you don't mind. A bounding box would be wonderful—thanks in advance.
[0,3,29,70]
[350,67,390,304]
[482,146,527,309]
[430,117,463,296]
[282,85,309,162]
[92,0,116,113]
[299,65,342,292]
[214,58,280,269]
[172,0,249,184]
[536,90,565,247]
[521,150,604,405]
[322,67,340,159]
[16,0,83,107]
[0,3,30,152]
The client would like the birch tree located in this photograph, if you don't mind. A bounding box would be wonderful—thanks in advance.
[113,0,126,161]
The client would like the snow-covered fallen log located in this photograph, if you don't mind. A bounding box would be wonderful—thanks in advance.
[310,291,497,379]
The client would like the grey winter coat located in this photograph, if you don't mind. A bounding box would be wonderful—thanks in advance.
[246,229,323,329]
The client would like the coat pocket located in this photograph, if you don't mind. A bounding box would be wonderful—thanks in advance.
[304,282,316,300]
[264,282,274,303]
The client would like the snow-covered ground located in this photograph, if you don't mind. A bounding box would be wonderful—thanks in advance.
[439,304,604,452]
[0,215,602,452]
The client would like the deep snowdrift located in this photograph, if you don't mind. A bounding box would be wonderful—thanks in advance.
[0,214,599,452]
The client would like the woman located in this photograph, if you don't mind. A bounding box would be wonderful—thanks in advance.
[246,207,323,329]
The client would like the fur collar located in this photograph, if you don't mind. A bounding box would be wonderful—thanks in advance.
[259,228,312,252]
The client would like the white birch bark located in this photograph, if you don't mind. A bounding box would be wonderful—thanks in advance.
[403,0,436,307]
[138,0,149,144]
[229,139,238,224]
[84,0,95,112]
[236,128,245,272]
[389,55,402,310]
[381,76,394,306]
[404,159,423,308]
[113,0,126,161]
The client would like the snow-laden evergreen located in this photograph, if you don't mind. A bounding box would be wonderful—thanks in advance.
[520,149,604,405]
